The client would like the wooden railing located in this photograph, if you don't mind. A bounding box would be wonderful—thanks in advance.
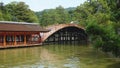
[6,42,14,46]
[17,42,24,45]
[27,41,40,45]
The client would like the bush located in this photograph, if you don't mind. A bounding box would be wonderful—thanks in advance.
[86,22,120,57]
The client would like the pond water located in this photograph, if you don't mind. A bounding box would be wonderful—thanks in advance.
[0,45,120,68]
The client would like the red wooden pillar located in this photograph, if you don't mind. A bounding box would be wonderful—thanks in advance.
[24,34,26,45]
[3,34,6,46]
[14,35,17,45]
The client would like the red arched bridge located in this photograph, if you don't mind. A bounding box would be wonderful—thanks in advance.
[41,24,88,44]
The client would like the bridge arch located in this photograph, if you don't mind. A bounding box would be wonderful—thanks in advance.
[41,24,88,44]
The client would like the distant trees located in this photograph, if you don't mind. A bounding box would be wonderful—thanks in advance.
[36,6,70,26]
[0,1,38,23]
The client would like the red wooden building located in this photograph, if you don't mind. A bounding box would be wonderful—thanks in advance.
[0,21,49,48]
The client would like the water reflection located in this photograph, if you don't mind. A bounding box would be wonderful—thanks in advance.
[107,62,120,68]
[0,47,41,68]
[0,45,120,68]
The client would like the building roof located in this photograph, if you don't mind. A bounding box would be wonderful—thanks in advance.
[0,21,49,32]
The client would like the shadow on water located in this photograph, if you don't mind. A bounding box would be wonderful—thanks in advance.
[107,62,120,68]
[43,40,88,45]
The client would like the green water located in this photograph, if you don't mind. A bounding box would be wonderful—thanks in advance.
[0,45,120,68]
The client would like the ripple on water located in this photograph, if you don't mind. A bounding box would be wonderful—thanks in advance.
[63,57,80,68]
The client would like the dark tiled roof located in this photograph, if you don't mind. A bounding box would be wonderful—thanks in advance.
[0,21,49,32]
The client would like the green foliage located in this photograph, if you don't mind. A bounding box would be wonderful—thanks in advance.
[0,11,4,20]
[86,22,103,35]
[0,1,38,23]
[36,6,70,26]
[81,0,120,57]
[86,21,120,57]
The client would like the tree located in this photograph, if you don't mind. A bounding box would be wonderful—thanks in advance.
[55,6,70,24]
[0,11,4,20]
[5,1,38,23]
[36,5,70,26]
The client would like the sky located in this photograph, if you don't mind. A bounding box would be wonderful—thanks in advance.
[1,0,86,11]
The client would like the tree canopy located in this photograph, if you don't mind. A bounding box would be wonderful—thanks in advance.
[0,1,38,23]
